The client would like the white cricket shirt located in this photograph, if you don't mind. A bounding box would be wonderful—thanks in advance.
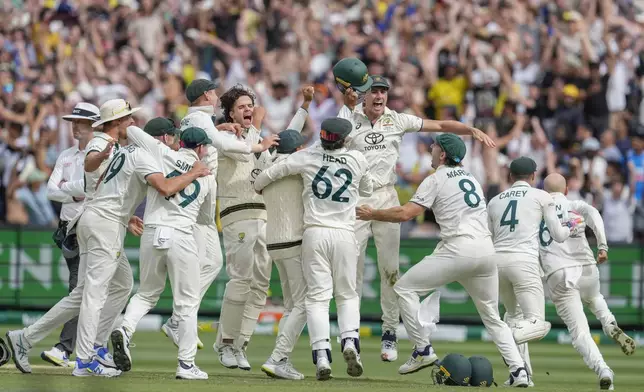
[47,144,86,221]
[539,192,608,277]
[84,132,120,201]
[487,181,571,262]
[85,144,160,227]
[338,105,423,189]
[254,142,373,232]
[410,165,491,242]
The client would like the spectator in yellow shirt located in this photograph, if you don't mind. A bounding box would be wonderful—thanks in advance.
[428,59,468,120]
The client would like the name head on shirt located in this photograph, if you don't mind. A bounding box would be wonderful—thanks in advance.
[499,189,528,199]
[175,160,193,172]
[446,169,468,179]
[322,154,347,165]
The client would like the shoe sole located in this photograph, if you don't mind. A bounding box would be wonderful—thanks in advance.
[40,352,67,367]
[110,330,132,372]
[316,366,332,381]
[5,332,30,374]
[237,364,251,371]
[343,348,363,377]
[176,375,208,380]
[398,355,438,375]
[610,328,636,356]
[600,377,612,390]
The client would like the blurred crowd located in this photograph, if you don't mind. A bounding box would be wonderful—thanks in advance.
[0,0,643,244]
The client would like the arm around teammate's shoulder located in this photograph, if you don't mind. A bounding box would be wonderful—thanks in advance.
[147,160,211,198]
[126,125,169,155]
[540,191,571,243]
[254,151,305,193]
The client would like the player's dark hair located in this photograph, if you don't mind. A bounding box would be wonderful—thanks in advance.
[220,84,256,123]
[445,158,462,167]
[321,138,346,151]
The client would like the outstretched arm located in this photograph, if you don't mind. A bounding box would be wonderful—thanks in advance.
[356,202,425,223]
[420,119,496,148]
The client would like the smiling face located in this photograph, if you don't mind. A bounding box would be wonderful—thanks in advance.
[229,95,254,128]
[364,87,388,117]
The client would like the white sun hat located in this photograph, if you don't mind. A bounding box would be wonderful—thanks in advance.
[92,99,141,128]
[62,102,100,122]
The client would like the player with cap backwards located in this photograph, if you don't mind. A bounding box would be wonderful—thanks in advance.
[253,87,313,380]
[154,80,278,351]
[4,99,144,375]
[356,134,531,387]
[487,157,579,386]
[112,125,218,380]
[41,102,99,368]
[255,117,374,381]
[541,173,634,390]
[333,57,496,362]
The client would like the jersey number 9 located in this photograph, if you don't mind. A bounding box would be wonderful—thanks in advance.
[164,170,200,207]
[312,166,352,203]
[103,153,126,184]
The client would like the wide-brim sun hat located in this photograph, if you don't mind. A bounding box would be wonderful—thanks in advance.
[62,102,100,122]
[92,99,141,128]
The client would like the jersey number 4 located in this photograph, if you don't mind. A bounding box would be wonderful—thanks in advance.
[500,200,519,232]
[164,170,200,207]
[312,166,352,203]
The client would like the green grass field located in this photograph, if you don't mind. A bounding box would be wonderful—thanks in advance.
[0,326,641,392]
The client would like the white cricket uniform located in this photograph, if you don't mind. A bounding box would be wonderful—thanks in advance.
[76,144,160,362]
[338,105,422,332]
[254,143,373,352]
[180,107,256,309]
[487,181,572,323]
[540,193,614,375]
[22,133,131,351]
[120,126,217,362]
[216,124,273,346]
[252,108,309,361]
[47,144,86,221]
[397,165,524,371]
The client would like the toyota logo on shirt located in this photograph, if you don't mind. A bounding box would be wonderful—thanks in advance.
[364,132,386,151]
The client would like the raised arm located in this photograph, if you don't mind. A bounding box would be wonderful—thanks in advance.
[286,86,314,132]
[85,140,115,173]
[420,119,496,148]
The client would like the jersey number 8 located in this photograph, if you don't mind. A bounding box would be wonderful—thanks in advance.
[458,179,481,208]
[312,166,352,203]
[164,170,200,207]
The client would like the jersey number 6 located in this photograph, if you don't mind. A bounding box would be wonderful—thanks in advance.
[312,165,352,203]
[164,170,201,207]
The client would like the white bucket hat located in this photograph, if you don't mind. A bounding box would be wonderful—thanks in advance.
[62,102,100,122]
[92,99,141,128]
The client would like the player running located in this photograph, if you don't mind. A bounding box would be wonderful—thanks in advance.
[541,173,635,390]
[487,157,579,384]
[356,134,530,387]
[334,61,495,361]
[255,117,373,381]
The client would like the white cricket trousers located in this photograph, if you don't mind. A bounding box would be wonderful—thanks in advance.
[270,250,307,360]
[22,218,131,348]
[497,254,545,321]
[218,219,271,345]
[546,265,614,374]
[76,210,134,361]
[121,227,200,362]
[393,238,525,372]
[355,186,400,333]
[302,227,360,351]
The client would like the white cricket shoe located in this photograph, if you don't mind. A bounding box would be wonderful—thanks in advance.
[261,357,305,380]
[234,346,251,370]
[506,367,530,387]
[214,343,238,369]
[5,330,32,373]
[41,346,72,368]
[605,322,636,356]
[162,321,204,350]
[72,358,122,377]
[381,331,398,362]
[342,338,363,377]
[110,327,132,371]
[314,350,332,381]
[599,368,614,390]
[176,361,208,380]
[94,345,116,369]
[398,345,438,375]
[504,378,534,387]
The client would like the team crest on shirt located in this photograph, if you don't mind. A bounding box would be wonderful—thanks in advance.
[238,232,245,243]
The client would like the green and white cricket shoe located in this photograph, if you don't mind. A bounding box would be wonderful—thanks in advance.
[41,346,72,368]
[5,330,32,373]
[214,343,238,369]
[398,345,438,375]
[234,346,251,370]
[261,357,304,380]
[605,322,636,356]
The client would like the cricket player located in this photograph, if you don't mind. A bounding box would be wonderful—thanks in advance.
[112,127,218,380]
[74,114,210,378]
[157,80,278,351]
[4,99,142,374]
[334,68,495,361]
[487,157,580,382]
[42,102,99,367]
[255,117,374,381]
[541,173,636,390]
[356,134,530,387]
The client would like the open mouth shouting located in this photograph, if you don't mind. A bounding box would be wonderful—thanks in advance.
[372,100,385,110]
